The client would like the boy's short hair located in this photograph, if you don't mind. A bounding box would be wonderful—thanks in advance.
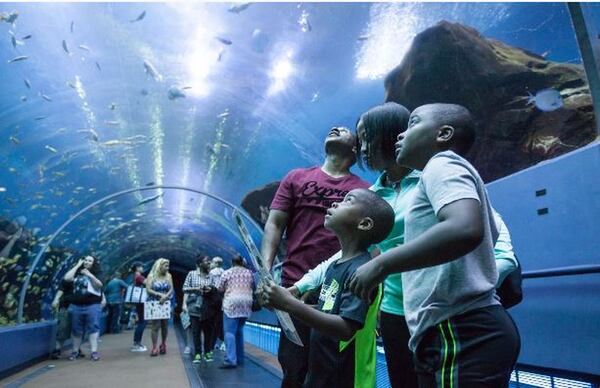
[354,189,395,246]
[431,104,476,155]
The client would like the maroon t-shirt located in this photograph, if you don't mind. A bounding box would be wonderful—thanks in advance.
[270,166,370,286]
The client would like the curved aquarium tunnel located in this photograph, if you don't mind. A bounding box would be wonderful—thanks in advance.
[0,2,599,387]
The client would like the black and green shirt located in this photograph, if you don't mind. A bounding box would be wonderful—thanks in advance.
[304,252,380,388]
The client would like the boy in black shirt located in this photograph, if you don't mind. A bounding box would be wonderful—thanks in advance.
[261,188,394,388]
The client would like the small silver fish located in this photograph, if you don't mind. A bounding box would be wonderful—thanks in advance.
[299,10,311,32]
[137,193,163,206]
[9,31,22,48]
[9,135,20,144]
[228,3,252,14]
[34,115,47,120]
[0,187,6,192]
[143,59,162,81]
[70,21,74,33]
[0,11,18,25]
[357,35,370,41]
[21,34,32,40]
[77,129,99,142]
[109,103,116,110]
[40,93,52,102]
[8,55,28,63]
[167,86,186,100]
[215,36,233,45]
[78,44,91,51]
[105,120,120,126]
[95,61,101,71]
[527,88,563,112]
[45,145,58,153]
[20,96,27,102]
[62,39,70,54]
[24,78,31,88]
[67,81,76,89]
[130,10,146,23]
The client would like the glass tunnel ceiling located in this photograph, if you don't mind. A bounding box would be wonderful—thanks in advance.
[0,2,596,322]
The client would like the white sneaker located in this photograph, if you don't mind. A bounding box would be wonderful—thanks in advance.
[219,344,226,351]
[183,346,191,354]
[130,344,147,352]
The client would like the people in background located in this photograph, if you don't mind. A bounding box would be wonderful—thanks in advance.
[63,255,103,361]
[146,258,173,357]
[50,278,84,359]
[260,127,369,387]
[130,262,148,352]
[183,255,217,363]
[217,254,254,369]
[105,273,128,334]
[209,256,225,351]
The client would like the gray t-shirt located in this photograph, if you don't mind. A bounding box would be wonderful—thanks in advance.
[403,151,500,351]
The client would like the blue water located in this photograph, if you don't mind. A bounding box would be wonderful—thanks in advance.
[0,2,597,324]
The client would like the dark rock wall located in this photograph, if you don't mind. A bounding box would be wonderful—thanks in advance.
[384,21,598,181]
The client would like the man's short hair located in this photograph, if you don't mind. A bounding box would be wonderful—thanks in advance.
[231,254,245,267]
[196,255,208,267]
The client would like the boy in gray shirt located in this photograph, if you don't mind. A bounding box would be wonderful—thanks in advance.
[348,103,520,387]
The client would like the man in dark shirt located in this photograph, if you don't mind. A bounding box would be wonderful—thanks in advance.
[260,127,370,387]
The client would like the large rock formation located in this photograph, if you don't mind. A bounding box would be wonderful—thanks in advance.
[384,21,598,181]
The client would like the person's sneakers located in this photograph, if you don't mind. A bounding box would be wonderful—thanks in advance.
[91,351,100,361]
[183,346,191,354]
[192,354,202,364]
[68,351,79,361]
[130,344,147,352]
[219,343,226,351]
[204,352,214,362]
[218,362,236,369]
[159,343,167,355]
[50,350,61,360]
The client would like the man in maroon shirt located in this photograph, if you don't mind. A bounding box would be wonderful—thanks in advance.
[260,126,370,388]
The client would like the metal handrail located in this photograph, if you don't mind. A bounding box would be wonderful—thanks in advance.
[522,264,600,279]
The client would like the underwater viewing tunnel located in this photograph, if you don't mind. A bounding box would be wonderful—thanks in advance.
[0,2,599,388]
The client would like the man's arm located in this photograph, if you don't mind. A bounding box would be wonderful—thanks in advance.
[260,209,289,270]
[263,282,360,341]
[348,198,483,301]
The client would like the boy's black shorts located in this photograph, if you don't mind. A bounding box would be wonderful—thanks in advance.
[414,305,520,388]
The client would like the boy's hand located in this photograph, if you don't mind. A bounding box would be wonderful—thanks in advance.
[347,259,385,302]
[262,281,294,311]
[286,286,300,299]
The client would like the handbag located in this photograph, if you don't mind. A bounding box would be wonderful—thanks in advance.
[144,300,171,320]
[125,285,147,304]
[496,256,523,309]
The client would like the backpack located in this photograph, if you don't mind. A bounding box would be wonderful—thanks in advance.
[496,256,523,309]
